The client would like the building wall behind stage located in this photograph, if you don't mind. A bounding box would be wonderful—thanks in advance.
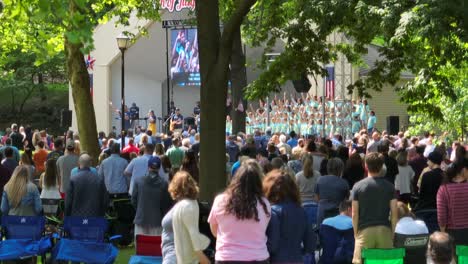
[367,81,409,133]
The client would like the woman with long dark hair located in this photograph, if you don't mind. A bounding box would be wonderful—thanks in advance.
[208,160,271,263]
[40,159,61,214]
[264,169,313,263]
[180,149,199,183]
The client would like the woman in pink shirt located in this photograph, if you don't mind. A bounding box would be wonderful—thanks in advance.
[208,160,271,263]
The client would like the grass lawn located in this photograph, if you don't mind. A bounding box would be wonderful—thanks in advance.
[115,246,136,264]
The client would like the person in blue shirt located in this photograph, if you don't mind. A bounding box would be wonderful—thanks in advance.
[322,200,353,230]
[367,110,377,134]
[264,169,314,263]
[287,131,298,149]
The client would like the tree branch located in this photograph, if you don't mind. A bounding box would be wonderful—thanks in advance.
[218,0,257,68]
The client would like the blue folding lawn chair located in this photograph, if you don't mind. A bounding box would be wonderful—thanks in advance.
[52,217,119,264]
[0,216,52,262]
[319,224,354,264]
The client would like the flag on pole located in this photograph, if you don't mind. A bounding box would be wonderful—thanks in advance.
[325,66,335,100]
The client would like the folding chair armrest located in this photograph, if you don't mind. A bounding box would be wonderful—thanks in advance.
[109,235,122,242]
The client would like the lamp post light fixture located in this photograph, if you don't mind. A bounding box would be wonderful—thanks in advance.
[116,33,131,151]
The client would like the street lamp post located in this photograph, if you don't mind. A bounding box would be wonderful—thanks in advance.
[116,33,130,151]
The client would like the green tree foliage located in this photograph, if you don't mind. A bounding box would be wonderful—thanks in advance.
[243,0,467,125]
[0,0,162,161]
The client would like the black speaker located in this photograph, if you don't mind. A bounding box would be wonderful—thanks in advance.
[386,116,399,135]
[61,109,72,127]
[184,117,195,127]
[292,73,311,93]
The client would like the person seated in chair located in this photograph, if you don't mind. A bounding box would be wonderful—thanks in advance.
[426,232,456,264]
[320,200,354,264]
[395,202,428,235]
[322,200,353,231]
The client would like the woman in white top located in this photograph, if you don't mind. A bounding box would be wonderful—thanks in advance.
[40,159,61,215]
[394,151,415,204]
[296,153,321,203]
[168,171,210,264]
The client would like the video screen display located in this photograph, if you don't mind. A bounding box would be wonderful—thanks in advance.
[170,29,200,86]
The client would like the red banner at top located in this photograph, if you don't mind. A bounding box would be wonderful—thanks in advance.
[160,0,195,13]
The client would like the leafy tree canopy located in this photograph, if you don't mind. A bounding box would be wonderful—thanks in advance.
[243,0,467,122]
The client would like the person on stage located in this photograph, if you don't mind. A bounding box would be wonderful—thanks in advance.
[171,108,184,132]
[147,110,157,134]
[129,103,140,129]
[367,110,377,134]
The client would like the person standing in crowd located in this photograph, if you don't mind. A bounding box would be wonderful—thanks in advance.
[437,159,468,245]
[125,143,155,195]
[315,158,350,225]
[409,145,427,193]
[180,149,199,183]
[366,132,381,153]
[378,143,399,184]
[56,140,79,198]
[287,147,303,175]
[394,151,415,204]
[426,232,455,264]
[226,135,240,164]
[0,154,12,196]
[122,138,140,155]
[208,161,271,263]
[264,169,314,263]
[343,153,365,189]
[33,141,48,176]
[9,124,24,150]
[1,147,18,173]
[47,138,64,160]
[65,154,108,217]
[1,166,42,216]
[132,156,172,239]
[20,153,36,182]
[351,152,398,264]
[295,153,321,203]
[39,159,61,214]
[166,137,185,172]
[99,143,129,195]
[414,151,444,212]
[0,138,20,163]
[167,171,210,264]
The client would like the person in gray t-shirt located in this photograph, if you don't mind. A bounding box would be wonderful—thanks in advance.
[161,208,176,264]
[315,158,349,225]
[56,141,79,194]
[351,153,398,264]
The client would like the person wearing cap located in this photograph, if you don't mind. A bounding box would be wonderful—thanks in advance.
[131,156,172,238]
[414,151,444,212]
[56,140,79,198]
[98,143,129,195]
[65,154,108,217]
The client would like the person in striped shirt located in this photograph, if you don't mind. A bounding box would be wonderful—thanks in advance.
[436,158,468,245]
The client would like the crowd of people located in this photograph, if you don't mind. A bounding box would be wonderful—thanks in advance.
[0,119,467,264]
[228,93,377,138]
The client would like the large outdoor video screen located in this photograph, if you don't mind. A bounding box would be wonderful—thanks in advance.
[170,29,200,86]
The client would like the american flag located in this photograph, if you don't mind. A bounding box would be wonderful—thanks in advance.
[325,66,335,100]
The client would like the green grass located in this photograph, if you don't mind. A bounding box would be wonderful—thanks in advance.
[115,246,136,264]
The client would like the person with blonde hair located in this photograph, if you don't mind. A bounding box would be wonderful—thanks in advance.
[162,171,210,264]
[1,165,42,216]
